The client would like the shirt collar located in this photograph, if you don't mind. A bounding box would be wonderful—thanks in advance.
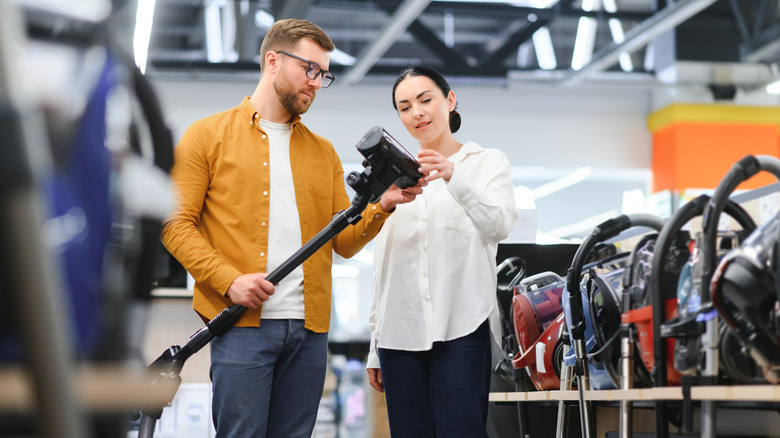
[239,96,302,128]
[449,141,482,163]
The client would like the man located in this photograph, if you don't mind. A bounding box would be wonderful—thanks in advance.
[161,19,421,438]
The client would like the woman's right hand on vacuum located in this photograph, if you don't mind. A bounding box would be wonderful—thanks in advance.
[226,273,275,309]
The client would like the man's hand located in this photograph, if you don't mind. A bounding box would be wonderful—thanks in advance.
[379,178,425,212]
[225,273,275,309]
[367,368,384,393]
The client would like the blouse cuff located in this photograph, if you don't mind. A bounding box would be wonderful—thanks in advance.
[366,337,381,369]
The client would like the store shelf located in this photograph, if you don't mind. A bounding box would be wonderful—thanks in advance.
[0,365,179,413]
[151,287,192,298]
[489,385,780,403]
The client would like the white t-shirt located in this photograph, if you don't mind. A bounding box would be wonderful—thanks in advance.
[367,141,520,368]
[257,118,305,319]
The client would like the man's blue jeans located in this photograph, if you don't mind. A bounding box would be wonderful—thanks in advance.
[378,319,492,438]
[210,319,328,438]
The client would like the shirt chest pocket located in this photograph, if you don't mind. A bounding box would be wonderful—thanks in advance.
[303,159,333,200]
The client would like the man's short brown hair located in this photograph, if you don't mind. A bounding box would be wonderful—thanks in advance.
[259,19,334,70]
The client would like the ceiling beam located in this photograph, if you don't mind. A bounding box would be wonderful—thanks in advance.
[340,0,432,85]
[742,22,780,62]
[426,1,646,21]
[479,18,549,72]
[558,0,718,87]
[406,20,473,72]
[235,1,260,62]
[272,0,315,20]
[375,2,472,73]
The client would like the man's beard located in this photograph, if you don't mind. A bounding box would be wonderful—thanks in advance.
[274,74,315,116]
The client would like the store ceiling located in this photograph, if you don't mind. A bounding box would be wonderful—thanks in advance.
[123,0,780,90]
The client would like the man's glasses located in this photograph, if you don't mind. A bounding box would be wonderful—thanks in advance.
[276,51,335,88]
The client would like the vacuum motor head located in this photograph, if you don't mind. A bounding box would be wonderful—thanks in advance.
[354,126,423,197]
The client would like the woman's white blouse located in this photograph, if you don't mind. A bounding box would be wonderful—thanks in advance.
[367,141,519,368]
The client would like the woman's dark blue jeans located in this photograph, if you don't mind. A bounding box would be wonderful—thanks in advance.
[377,319,492,438]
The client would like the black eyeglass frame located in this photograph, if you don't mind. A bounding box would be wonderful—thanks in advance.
[276,51,335,88]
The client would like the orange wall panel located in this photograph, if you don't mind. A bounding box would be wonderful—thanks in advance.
[651,122,779,193]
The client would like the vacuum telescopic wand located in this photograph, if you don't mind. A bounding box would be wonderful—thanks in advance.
[136,126,421,438]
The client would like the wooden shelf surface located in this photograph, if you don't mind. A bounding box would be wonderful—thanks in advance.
[489,385,780,403]
[0,365,179,413]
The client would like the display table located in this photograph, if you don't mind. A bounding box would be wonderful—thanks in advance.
[490,385,780,403]
[0,365,179,413]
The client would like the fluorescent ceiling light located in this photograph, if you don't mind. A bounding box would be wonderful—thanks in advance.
[608,19,633,72]
[532,27,557,70]
[571,0,598,71]
[531,167,592,199]
[133,0,156,74]
[253,10,354,66]
[545,209,619,238]
[255,10,275,29]
[571,16,597,70]
[444,11,455,48]
[767,78,780,94]
[205,2,224,62]
[581,0,596,13]
[432,0,558,6]
[602,0,632,72]
[331,49,356,66]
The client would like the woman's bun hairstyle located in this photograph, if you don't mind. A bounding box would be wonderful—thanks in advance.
[392,66,461,133]
[449,109,461,134]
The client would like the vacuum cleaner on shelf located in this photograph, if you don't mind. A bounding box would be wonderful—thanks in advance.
[711,212,780,384]
[700,155,780,437]
[661,155,780,438]
[707,155,780,385]
[652,193,759,437]
[495,255,528,388]
[511,271,567,391]
[494,256,532,437]
[563,213,665,438]
[135,126,423,438]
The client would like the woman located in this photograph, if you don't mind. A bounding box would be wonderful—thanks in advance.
[366,66,519,437]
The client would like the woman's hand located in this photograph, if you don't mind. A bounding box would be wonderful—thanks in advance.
[367,368,384,393]
[417,149,454,182]
[379,179,425,212]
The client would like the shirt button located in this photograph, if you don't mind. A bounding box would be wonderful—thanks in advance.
[259,252,265,257]
[249,121,253,127]
[263,162,268,166]
[263,191,269,196]
[374,214,379,218]
[261,222,266,226]
[262,135,267,139]
[372,205,377,211]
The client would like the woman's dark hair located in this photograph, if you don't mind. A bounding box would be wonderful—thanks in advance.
[392,66,461,133]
